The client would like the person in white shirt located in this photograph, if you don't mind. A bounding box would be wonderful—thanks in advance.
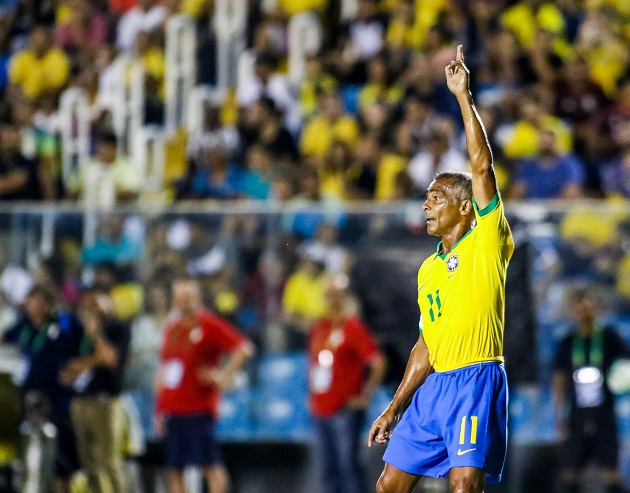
[408,125,467,193]
[116,0,166,53]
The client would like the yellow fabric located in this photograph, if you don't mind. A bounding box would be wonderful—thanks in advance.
[300,115,359,158]
[559,208,625,247]
[215,290,239,315]
[320,170,347,201]
[68,158,141,195]
[111,283,144,321]
[282,270,328,320]
[413,0,448,48]
[141,48,166,98]
[617,254,630,301]
[300,75,337,117]
[386,19,423,49]
[180,0,206,18]
[418,195,514,372]
[583,41,628,97]
[503,117,572,159]
[358,83,404,111]
[56,2,72,23]
[501,2,565,48]
[278,0,327,15]
[9,48,70,100]
[375,153,408,201]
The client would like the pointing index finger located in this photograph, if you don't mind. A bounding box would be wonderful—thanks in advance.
[456,44,464,62]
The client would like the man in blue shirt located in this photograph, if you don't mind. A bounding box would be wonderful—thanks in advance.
[1,285,83,491]
[510,129,585,199]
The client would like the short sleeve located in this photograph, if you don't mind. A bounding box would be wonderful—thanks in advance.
[203,315,247,353]
[472,192,514,259]
[347,319,380,363]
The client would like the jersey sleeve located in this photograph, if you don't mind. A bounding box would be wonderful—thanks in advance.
[203,315,248,353]
[472,192,514,259]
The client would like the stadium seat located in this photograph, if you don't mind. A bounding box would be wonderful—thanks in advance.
[252,389,312,441]
[216,388,255,440]
[257,352,309,398]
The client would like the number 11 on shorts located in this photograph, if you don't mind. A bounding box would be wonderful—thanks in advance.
[459,415,478,445]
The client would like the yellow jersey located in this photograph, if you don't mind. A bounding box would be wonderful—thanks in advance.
[417,193,514,372]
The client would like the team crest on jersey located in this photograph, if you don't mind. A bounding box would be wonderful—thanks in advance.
[446,254,459,272]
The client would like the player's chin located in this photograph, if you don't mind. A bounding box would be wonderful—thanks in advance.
[426,221,438,236]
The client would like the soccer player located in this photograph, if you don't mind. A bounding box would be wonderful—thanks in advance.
[367,45,514,493]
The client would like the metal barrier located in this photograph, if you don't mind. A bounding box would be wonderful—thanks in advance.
[165,15,197,136]
[112,56,145,158]
[58,88,90,190]
[213,0,247,90]
[288,12,323,86]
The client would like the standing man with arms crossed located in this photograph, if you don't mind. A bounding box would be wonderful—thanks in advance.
[368,45,514,493]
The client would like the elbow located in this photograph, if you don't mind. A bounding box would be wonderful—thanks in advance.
[240,341,256,360]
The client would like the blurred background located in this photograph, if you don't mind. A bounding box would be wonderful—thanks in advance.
[0,0,630,491]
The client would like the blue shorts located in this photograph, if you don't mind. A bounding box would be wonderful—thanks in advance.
[383,362,508,483]
[164,414,222,469]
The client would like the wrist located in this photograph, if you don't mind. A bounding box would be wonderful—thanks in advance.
[456,91,473,104]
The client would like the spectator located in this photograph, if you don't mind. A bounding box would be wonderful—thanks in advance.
[282,242,329,332]
[358,56,404,113]
[601,147,630,199]
[300,54,337,118]
[239,144,273,200]
[408,123,467,194]
[300,91,359,159]
[68,132,141,206]
[309,274,386,493]
[8,25,70,101]
[1,285,82,493]
[501,92,573,159]
[236,54,298,131]
[11,98,57,199]
[184,147,242,200]
[187,104,240,166]
[552,287,630,493]
[127,283,170,435]
[82,216,143,265]
[0,121,42,200]
[59,288,131,493]
[54,0,109,59]
[336,0,386,70]
[116,0,166,54]
[510,128,585,199]
[155,277,254,493]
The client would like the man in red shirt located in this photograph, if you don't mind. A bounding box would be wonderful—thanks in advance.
[155,278,254,493]
[309,274,386,493]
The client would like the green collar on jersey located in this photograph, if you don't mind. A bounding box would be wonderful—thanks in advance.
[472,192,500,217]
[435,228,474,260]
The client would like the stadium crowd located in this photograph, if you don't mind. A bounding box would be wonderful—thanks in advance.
[0,0,629,203]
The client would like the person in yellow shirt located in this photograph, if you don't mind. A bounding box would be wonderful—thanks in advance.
[501,0,567,50]
[358,56,404,113]
[502,93,572,159]
[9,25,70,100]
[134,30,165,99]
[300,55,338,118]
[282,244,329,333]
[300,92,360,158]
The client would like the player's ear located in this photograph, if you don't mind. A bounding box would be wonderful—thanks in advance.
[460,199,472,215]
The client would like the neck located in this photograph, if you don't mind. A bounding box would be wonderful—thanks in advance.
[439,221,473,254]
[579,320,595,336]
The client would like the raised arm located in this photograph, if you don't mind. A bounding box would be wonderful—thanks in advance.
[446,45,497,210]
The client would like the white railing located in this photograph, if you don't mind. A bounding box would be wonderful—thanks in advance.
[59,88,90,189]
[165,15,197,135]
[288,12,323,86]
[186,85,227,133]
[134,125,166,199]
[112,56,145,158]
[213,0,247,90]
